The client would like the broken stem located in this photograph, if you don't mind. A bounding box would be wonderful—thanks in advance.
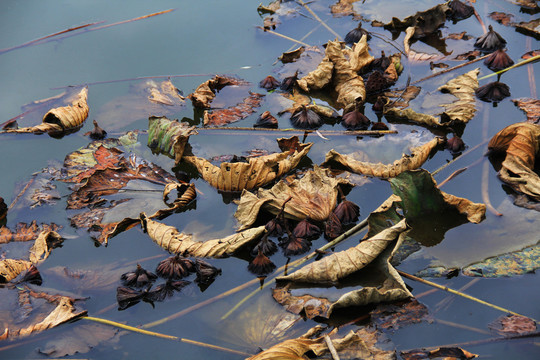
[324,335,341,360]
[411,53,491,86]
[296,0,342,40]
[197,126,398,136]
[82,316,252,356]
[397,270,537,322]
[256,26,311,47]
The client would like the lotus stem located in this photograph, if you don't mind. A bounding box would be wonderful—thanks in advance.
[256,26,311,47]
[397,271,538,322]
[411,54,491,85]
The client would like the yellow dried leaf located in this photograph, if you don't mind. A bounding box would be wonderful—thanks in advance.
[182,136,312,192]
[488,122,540,200]
[296,55,334,92]
[28,231,63,264]
[323,137,444,178]
[234,166,352,230]
[140,213,265,257]
[188,75,249,108]
[0,259,32,283]
[345,35,374,72]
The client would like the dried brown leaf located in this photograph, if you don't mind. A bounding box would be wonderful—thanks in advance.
[203,92,264,126]
[513,98,540,123]
[0,259,32,283]
[188,75,249,108]
[296,55,334,92]
[488,314,537,336]
[140,213,265,257]
[488,122,540,200]
[401,346,478,359]
[322,137,444,178]
[272,287,332,320]
[235,166,352,230]
[0,222,61,244]
[28,231,63,264]
[345,35,374,72]
[183,136,312,192]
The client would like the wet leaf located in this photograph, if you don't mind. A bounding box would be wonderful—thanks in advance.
[389,170,486,246]
[383,2,451,37]
[384,86,422,110]
[203,92,265,126]
[488,314,537,336]
[322,137,444,179]
[148,116,198,164]
[488,122,540,201]
[330,0,363,19]
[39,323,121,357]
[513,98,540,123]
[140,213,265,258]
[0,221,61,244]
[188,75,249,108]
[462,242,540,277]
[183,136,312,192]
[401,347,478,359]
[95,80,186,130]
[28,230,63,264]
[272,287,332,319]
[2,87,89,136]
[235,166,352,230]
[385,69,479,128]
[488,12,515,26]
[404,27,446,63]
[296,55,334,92]
[247,326,395,360]
[514,19,540,39]
[279,47,305,63]
[370,299,432,331]
[0,259,32,283]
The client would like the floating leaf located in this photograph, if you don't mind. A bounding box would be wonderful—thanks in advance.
[188,75,249,108]
[2,87,88,136]
[272,287,332,319]
[488,12,514,26]
[488,314,537,336]
[296,55,334,92]
[462,242,540,277]
[203,91,264,127]
[0,222,61,244]
[513,98,540,123]
[383,2,451,37]
[385,69,479,128]
[95,80,186,130]
[514,19,540,39]
[401,347,478,360]
[370,299,432,331]
[0,259,32,283]
[28,230,63,264]
[322,137,444,179]
[488,122,540,201]
[148,116,198,164]
[234,166,352,230]
[183,136,312,192]
[140,213,265,258]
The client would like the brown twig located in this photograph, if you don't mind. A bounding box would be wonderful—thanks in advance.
[473,8,487,34]
[198,126,398,136]
[8,175,36,210]
[0,22,103,55]
[256,26,311,47]
[324,335,341,360]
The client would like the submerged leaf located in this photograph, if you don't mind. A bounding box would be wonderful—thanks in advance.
[203,91,264,126]
[148,116,198,164]
[272,287,332,319]
[401,347,478,360]
[188,75,249,108]
[140,213,265,257]
[488,122,540,201]
[235,166,352,230]
[322,137,444,179]
[183,136,312,192]
[488,314,537,336]
[512,98,540,123]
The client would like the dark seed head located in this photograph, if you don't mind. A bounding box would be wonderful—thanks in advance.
[156,255,195,280]
[372,96,387,113]
[265,218,285,237]
[116,286,145,310]
[147,280,190,302]
[484,49,514,72]
[259,75,281,90]
[366,71,390,94]
[371,121,389,130]
[251,234,278,257]
[280,71,298,92]
[248,249,276,276]
[292,219,321,240]
[342,109,370,130]
[290,105,323,129]
[370,51,391,72]
[475,81,511,103]
[448,0,475,22]
[344,23,371,45]
[334,200,360,225]
[324,213,344,240]
[121,264,158,288]
[282,234,311,257]
[87,120,107,140]
[254,111,278,128]
[475,25,507,52]
[445,135,466,153]
[19,265,42,286]
[0,197,7,220]
[194,259,221,290]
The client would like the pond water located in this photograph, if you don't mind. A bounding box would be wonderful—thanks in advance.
[1,0,539,359]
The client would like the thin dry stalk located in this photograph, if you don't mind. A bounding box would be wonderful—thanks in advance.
[411,54,491,86]
[435,277,481,312]
[198,126,398,136]
[435,318,491,335]
[481,106,503,216]
[437,168,467,188]
[296,0,341,40]
[256,26,311,47]
[325,335,341,360]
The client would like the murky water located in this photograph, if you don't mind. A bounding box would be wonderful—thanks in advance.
[1,0,539,359]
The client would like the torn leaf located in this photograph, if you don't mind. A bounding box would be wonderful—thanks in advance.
[188,75,249,108]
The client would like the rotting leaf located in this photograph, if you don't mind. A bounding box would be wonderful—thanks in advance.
[187,75,249,109]
[272,287,332,320]
[95,80,186,130]
[0,221,62,244]
[462,242,540,277]
[148,116,198,164]
[1,87,89,137]
[322,137,444,179]
[28,230,63,264]
[296,55,334,92]
[514,19,540,39]
[385,68,479,128]
[488,12,514,26]
[182,136,312,192]
[203,91,265,127]
[140,213,265,258]
[488,122,540,201]
[370,299,432,331]
[234,166,352,230]
[0,259,32,283]
[513,98,540,123]
[401,347,478,360]
[488,314,537,336]
[383,2,451,37]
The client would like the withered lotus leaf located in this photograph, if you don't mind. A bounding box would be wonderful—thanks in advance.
[0,222,62,244]
[488,122,540,201]
[182,136,312,192]
[488,314,537,336]
[344,23,372,44]
[401,347,478,360]
[277,219,409,284]
[188,75,249,108]
[383,2,451,37]
[147,79,185,106]
[28,230,63,264]
[2,87,89,136]
[272,287,332,319]
[296,56,333,92]
[248,249,276,275]
[475,25,507,52]
[323,137,444,179]
[203,91,264,127]
[234,166,352,230]
[513,98,540,123]
[0,259,32,283]
[140,213,266,257]
[148,116,198,164]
